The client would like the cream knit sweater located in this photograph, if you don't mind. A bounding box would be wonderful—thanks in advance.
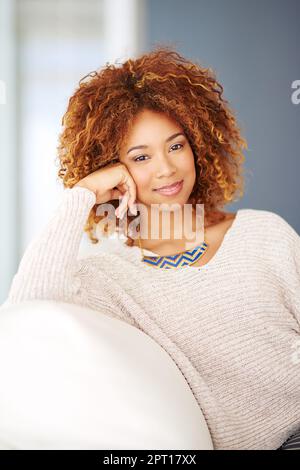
[4,186,300,450]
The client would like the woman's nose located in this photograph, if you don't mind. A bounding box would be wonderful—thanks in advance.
[155,155,177,178]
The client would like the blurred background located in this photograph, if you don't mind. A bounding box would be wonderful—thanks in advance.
[0,0,299,304]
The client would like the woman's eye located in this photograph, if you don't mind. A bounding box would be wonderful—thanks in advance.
[133,143,183,162]
[171,143,183,151]
[133,155,148,162]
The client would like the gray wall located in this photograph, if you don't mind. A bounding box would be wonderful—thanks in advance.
[145,0,300,233]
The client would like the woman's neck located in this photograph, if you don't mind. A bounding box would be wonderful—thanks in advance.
[134,205,209,254]
[134,209,231,257]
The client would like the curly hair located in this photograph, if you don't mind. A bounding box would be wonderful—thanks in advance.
[56,44,248,247]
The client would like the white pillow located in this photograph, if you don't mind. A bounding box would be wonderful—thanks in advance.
[0,300,213,450]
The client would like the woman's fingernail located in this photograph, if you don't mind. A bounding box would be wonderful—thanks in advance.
[131,204,137,215]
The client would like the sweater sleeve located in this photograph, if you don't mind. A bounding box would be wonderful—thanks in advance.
[285,222,300,325]
[270,212,300,326]
[4,186,99,306]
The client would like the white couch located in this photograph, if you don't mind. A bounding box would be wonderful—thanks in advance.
[0,300,213,450]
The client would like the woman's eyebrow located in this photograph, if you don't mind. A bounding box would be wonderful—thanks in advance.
[126,132,185,155]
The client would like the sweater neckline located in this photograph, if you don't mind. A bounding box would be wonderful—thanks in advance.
[119,208,244,273]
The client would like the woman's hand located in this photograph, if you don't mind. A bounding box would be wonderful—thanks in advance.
[74,162,137,218]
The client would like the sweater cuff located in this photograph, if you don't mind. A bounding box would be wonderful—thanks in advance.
[64,185,97,208]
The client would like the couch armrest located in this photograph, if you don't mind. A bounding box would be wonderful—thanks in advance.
[0,300,213,450]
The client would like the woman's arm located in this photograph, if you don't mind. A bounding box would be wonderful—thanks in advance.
[287,226,300,325]
[5,186,97,305]
[272,212,300,327]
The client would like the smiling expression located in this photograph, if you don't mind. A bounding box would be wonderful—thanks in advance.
[119,108,196,211]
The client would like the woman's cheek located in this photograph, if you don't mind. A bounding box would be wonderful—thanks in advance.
[134,169,152,192]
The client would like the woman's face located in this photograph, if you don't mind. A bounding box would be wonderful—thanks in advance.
[119,108,196,211]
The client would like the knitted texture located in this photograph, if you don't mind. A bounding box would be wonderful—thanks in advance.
[4,186,300,450]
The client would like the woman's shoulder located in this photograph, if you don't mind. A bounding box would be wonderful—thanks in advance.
[207,207,281,228]
[235,208,299,247]
[237,207,295,226]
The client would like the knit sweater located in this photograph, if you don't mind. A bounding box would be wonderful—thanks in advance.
[4,186,300,450]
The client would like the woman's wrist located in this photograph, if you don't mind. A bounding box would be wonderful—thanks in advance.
[74,180,97,198]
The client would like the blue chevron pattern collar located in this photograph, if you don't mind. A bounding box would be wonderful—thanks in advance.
[139,240,209,269]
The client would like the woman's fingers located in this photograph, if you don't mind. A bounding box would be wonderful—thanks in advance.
[124,185,138,216]
[108,188,126,218]
[127,181,137,212]
[117,175,137,217]
[120,171,137,213]
[116,191,130,218]
[100,167,137,219]
[110,188,123,200]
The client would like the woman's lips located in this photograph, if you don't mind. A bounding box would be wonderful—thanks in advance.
[154,180,184,196]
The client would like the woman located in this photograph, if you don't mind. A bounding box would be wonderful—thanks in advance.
[6,46,300,450]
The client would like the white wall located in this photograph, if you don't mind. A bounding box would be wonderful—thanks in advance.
[0,0,18,304]
[0,0,146,303]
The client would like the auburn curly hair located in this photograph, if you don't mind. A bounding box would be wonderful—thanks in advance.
[56,44,248,247]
